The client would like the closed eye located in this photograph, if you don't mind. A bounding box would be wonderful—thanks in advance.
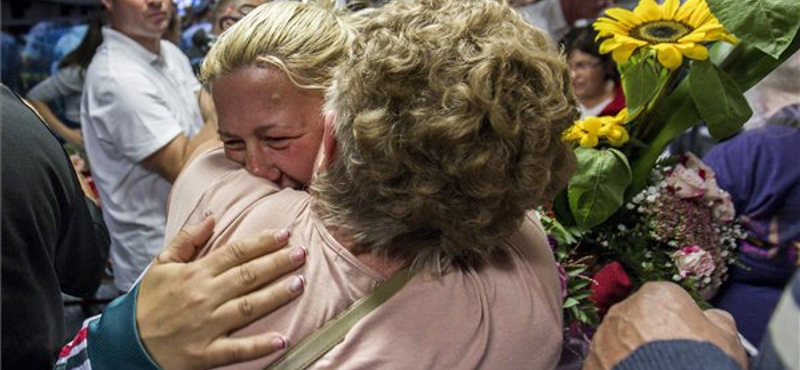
[222,139,245,151]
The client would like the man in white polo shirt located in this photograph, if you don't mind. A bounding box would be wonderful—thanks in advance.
[81,0,217,291]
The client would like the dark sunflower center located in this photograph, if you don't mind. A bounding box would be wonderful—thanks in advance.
[632,21,691,43]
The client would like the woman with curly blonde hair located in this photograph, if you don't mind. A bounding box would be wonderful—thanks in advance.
[65,0,579,368]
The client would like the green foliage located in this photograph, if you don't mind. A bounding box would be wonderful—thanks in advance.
[689,60,753,141]
[707,0,800,59]
[620,57,663,118]
[568,148,632,229]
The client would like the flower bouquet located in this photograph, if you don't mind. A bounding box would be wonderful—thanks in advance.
[550,0,800,329]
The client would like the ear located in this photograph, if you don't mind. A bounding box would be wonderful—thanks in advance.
[101,0,113,11]
[319,111,338,171]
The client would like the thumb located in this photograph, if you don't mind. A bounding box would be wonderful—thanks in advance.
[155,216,216,265]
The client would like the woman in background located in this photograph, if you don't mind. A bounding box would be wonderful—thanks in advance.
[561,25,625,119]
[25,13,105,146]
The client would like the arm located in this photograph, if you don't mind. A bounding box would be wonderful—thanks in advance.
[141,85,218,183]
[56,218,307,370]
[584,282,748,370]
[27,99,83,146]
[140,119,218,183]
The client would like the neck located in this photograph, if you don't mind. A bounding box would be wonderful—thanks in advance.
[113,25,160,54]
[581,80,615,109]
[327,226,408,278]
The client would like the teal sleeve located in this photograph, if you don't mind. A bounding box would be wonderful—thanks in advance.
[613,340,742,370]
[86,284,161,369]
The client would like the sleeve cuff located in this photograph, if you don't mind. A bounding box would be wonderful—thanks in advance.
[614,340,743,370]
[87,284,161,369]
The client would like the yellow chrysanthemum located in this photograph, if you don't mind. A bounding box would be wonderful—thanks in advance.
[594,0,738,69]
[597,109,630,147]
[564,109,631,148]
[563,116,603,148]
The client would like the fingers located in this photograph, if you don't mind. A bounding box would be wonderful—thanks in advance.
[156,217,216,265]
[204,332,288,368]
[212,244,307,301]
[202,228,292,276]
[215,274,305,330]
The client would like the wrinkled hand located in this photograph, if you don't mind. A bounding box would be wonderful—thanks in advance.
[137,217,307,370]
[584,282,747,370]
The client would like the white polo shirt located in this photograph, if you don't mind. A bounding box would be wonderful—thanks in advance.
[81,27,204,291]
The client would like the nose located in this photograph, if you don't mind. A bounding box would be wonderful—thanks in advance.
[569,67,579,79]
[244,147,281,182]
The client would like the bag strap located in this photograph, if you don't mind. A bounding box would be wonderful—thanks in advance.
[265,267,414,370]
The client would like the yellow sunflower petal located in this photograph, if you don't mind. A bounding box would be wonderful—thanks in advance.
[652,43,683,69]
[679,29,709,43]
[599,38,623,54]
[594,22,630,37]
[633,0,663,23]
[676,43,709,60]
[603,8,639,29]
[661,0,680,19]
[612,43,640,64]
[688,1,714,29]
[676,0,702,23]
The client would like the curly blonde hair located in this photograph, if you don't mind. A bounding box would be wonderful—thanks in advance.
[200,0,354,91]
[312,0,578,271]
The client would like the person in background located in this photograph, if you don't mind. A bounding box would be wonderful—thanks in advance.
[26,13,105,146]
[184,0,270,74]
[1,83,109,370]
[561,25,625,119]
[180,0,214,51]
[81,0,218,292]
[703,51,800,347]
[585,272,800,370]
[511,0,614,42]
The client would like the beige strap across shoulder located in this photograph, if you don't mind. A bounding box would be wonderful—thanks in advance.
[265,267,414,370]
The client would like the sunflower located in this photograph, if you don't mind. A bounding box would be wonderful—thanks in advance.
[594,0,737,69]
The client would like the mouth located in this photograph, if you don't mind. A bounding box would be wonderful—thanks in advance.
[148,11,167,22]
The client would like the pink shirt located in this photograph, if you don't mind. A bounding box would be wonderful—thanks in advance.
[165,146,563,369]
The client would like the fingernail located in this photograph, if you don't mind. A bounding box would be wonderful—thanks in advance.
[289,245,307,263]
[289,275,305,293]
[271,335,287,350]
[275,228,291,242]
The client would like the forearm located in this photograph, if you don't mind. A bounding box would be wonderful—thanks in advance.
[28,99,83,146]
[142,120,218,183]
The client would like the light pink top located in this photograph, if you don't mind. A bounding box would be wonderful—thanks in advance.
[165,146,563,370]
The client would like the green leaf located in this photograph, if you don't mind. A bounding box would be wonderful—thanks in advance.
[563,298,580,309]
[568,148,632,229]
[620,59,661,117]
[707,0,800,59]
[688,61,752,140]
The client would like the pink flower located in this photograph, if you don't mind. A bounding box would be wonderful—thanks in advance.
[666,154,736,222]
[673,245,715,278]
[667,153,713,199]
[667,163,707,198]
